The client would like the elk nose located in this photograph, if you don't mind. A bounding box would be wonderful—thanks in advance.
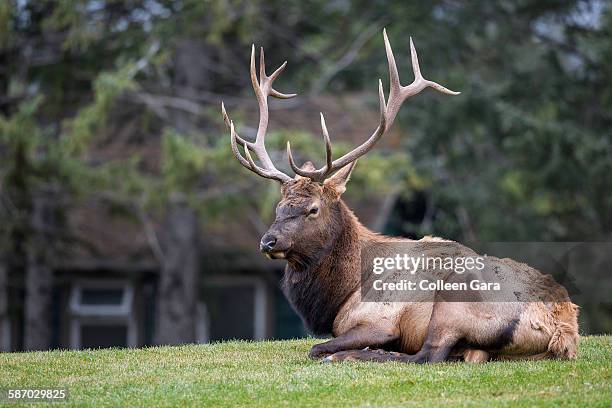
[260,234,277,253]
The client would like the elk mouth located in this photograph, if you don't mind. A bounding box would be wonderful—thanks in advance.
[265,251,287,260]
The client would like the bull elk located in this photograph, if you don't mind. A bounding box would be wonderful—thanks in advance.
[221,29,578,363]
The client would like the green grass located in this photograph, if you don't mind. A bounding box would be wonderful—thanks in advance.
[0,336,610,407]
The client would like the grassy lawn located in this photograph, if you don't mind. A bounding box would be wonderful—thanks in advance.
[0,336,610,407]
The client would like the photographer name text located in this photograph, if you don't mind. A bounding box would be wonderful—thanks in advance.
[371,254,501,292]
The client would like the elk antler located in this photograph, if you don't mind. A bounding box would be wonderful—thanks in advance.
[286,29,459,181]
[221,45,296,183]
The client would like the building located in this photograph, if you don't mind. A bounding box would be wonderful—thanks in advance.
[0,95,401,351]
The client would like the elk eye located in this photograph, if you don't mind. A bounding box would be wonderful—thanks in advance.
[308,207,319,216]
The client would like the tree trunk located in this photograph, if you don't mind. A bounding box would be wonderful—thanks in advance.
[23,195,54,351]
[155,201,200,345]
[0,261,8,351]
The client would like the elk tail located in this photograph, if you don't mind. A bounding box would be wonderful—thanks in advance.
[546,301,580,360]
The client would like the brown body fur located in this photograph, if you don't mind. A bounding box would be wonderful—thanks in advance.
[276,179,578,363]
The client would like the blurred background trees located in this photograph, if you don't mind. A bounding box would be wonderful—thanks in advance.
[0,0,611,346]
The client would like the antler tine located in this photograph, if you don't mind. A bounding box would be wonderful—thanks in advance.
[287,112,334,179]
[288,75,387,181]
[259,47,266,88]
[320,113,333,173]
[242,143,280,180]
[286,141,304,176]
[222,102,252,148]
[222,45,297,183]
[228,120,253,169]
[383,30,461,126]
[250,45,261,96]
[409,37,459,97]
[285,29,459,182]
[383,28,401,107]
[228,115,289,181]
[405,37,460,95]
[225,31,458,183]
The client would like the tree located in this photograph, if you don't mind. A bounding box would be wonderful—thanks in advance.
[1,0,610,349]
[0,1,158,349]
[0,261,7,351]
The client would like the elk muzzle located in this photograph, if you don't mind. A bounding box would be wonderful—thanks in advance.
[260,232,287,259]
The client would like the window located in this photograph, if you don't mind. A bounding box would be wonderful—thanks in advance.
[200,276,269,342]
[69,280,136,349]
[81,288,125,306]
[80,324,128,349]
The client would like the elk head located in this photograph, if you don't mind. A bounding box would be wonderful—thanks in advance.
[221,29,458,262]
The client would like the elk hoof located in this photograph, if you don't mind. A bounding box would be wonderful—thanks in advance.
[309,344,332,359]
[321,351,361,363]
[321,349,406,363]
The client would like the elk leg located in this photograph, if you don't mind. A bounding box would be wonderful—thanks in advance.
[309,324,398,359]
[324,334,460,364]
[408,331,461,363]
[325,303,462,364]
[401,301,467,363]
[324,348,489,363]
[463,349,490,363]
[323,348,408,363]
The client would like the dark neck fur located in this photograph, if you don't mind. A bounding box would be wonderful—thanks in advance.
[281,200,362,335]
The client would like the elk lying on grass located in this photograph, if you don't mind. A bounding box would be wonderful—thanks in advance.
[221,30,579,363]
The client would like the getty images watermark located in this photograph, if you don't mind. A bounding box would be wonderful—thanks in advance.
[371,253,496,292]
[360,241,611,303]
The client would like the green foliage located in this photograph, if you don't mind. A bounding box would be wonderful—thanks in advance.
[371,1,612,242]
[1,1,610,245]
[1,1,610,236]
[64,67,137,156]
[0,97,43,165]
[161,129,206,193]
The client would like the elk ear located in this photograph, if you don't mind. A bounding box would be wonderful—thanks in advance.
[294,161,317,180]
[323,161,356,196]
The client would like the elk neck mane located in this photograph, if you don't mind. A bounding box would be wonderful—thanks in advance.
[281,198,381,335]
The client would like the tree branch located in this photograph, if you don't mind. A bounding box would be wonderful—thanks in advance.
[310,21,384,95]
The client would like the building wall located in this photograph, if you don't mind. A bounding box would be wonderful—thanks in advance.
[1,265,307,352]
